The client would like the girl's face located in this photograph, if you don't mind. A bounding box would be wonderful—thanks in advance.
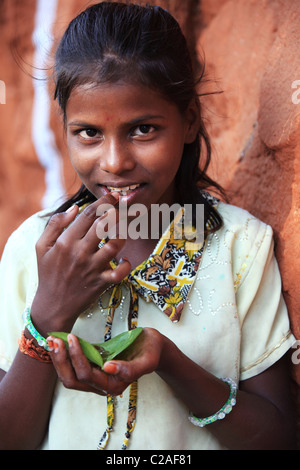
[66,81,198,210]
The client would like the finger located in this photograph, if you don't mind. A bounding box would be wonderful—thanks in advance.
[36,205,79,254]
[93,236,127,265]
[48,337,92,393]
[67,334,108,395]
[80,205,122,253]
[103,356,154,384]
[48,337,78,386]
[100,255,132,284]
[102,329,160,381]
[92,237,132,283]
[60,192,120,241]
[102,360,135,382]
[67,335,130,397]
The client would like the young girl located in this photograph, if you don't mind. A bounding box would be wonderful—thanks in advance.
[0,2,296,450]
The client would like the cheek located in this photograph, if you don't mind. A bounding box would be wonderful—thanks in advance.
[67,143,93,176]
[151,145,183,177]
[142,136,183,173]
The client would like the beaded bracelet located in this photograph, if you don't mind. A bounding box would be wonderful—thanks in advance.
[188,377,238,428]
[23,306,50,351]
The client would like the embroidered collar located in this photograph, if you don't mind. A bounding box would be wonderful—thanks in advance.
[79,191,219,324]
[97,197,220,323]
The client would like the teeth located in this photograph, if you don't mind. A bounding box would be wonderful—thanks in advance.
[107,184,140,195]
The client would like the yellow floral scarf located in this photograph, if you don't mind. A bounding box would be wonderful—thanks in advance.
[128,207,205,322]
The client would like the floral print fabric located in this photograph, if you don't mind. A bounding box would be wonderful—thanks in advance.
[128,208,205,322]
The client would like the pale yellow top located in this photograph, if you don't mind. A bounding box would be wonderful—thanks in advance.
[0,202,295,450]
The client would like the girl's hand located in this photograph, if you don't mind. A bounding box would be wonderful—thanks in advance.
[47,328,165,396]
[31,193,131,336]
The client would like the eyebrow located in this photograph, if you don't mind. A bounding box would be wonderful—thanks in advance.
[67,121,95,128]
[68,115,167,128]
[127,115,167,125]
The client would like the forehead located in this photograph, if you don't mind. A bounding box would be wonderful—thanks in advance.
[65,81,181,121]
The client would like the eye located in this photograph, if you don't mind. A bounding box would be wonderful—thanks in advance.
[78,128,100,139]
[132,125,155,137]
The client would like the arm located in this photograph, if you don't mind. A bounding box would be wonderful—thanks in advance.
[0,193,130,449]
[48,327,296,450]
[156,332,296,450]
[0,355,57,449]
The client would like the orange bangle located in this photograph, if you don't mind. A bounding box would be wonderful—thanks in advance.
[18,330,52,363]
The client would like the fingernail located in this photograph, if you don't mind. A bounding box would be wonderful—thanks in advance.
[109,192,120,205]
[47,338,54,351]
[103,362,119,374]
[110,192,120,200]
[119,256,129,264]
[66,204,77,213]
[67,334,73,347]
[53,340,59,353]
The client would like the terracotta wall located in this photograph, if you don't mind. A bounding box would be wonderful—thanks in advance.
[1,0,300,446]
[198,0,300,443]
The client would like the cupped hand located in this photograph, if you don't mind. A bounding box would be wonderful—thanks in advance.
[47,328,166,396]
[31,192,131,335]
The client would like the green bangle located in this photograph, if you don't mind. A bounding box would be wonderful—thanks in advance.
[188,377,237,428]
[23,307,50,351]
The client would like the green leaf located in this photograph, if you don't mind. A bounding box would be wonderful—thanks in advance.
[95,327,143,362]
[49,327,143,368]
[49,331,104,368]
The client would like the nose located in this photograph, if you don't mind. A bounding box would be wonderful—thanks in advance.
[99,139,136,174]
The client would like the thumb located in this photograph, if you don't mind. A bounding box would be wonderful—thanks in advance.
[103,357,149,383]
[103,361,134,381]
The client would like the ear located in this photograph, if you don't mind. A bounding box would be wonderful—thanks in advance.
[184,98,200,144]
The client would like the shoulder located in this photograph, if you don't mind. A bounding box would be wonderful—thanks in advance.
[217,201,270,235]
[216,201,272,248]
[8,209,50,245]
[210,202,274,279]
[2,209,50,263]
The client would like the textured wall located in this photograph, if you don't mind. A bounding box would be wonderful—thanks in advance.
[199,0,300,443]
[0,0,299,446]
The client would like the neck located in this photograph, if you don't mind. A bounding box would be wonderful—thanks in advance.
[115,237,159,270]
